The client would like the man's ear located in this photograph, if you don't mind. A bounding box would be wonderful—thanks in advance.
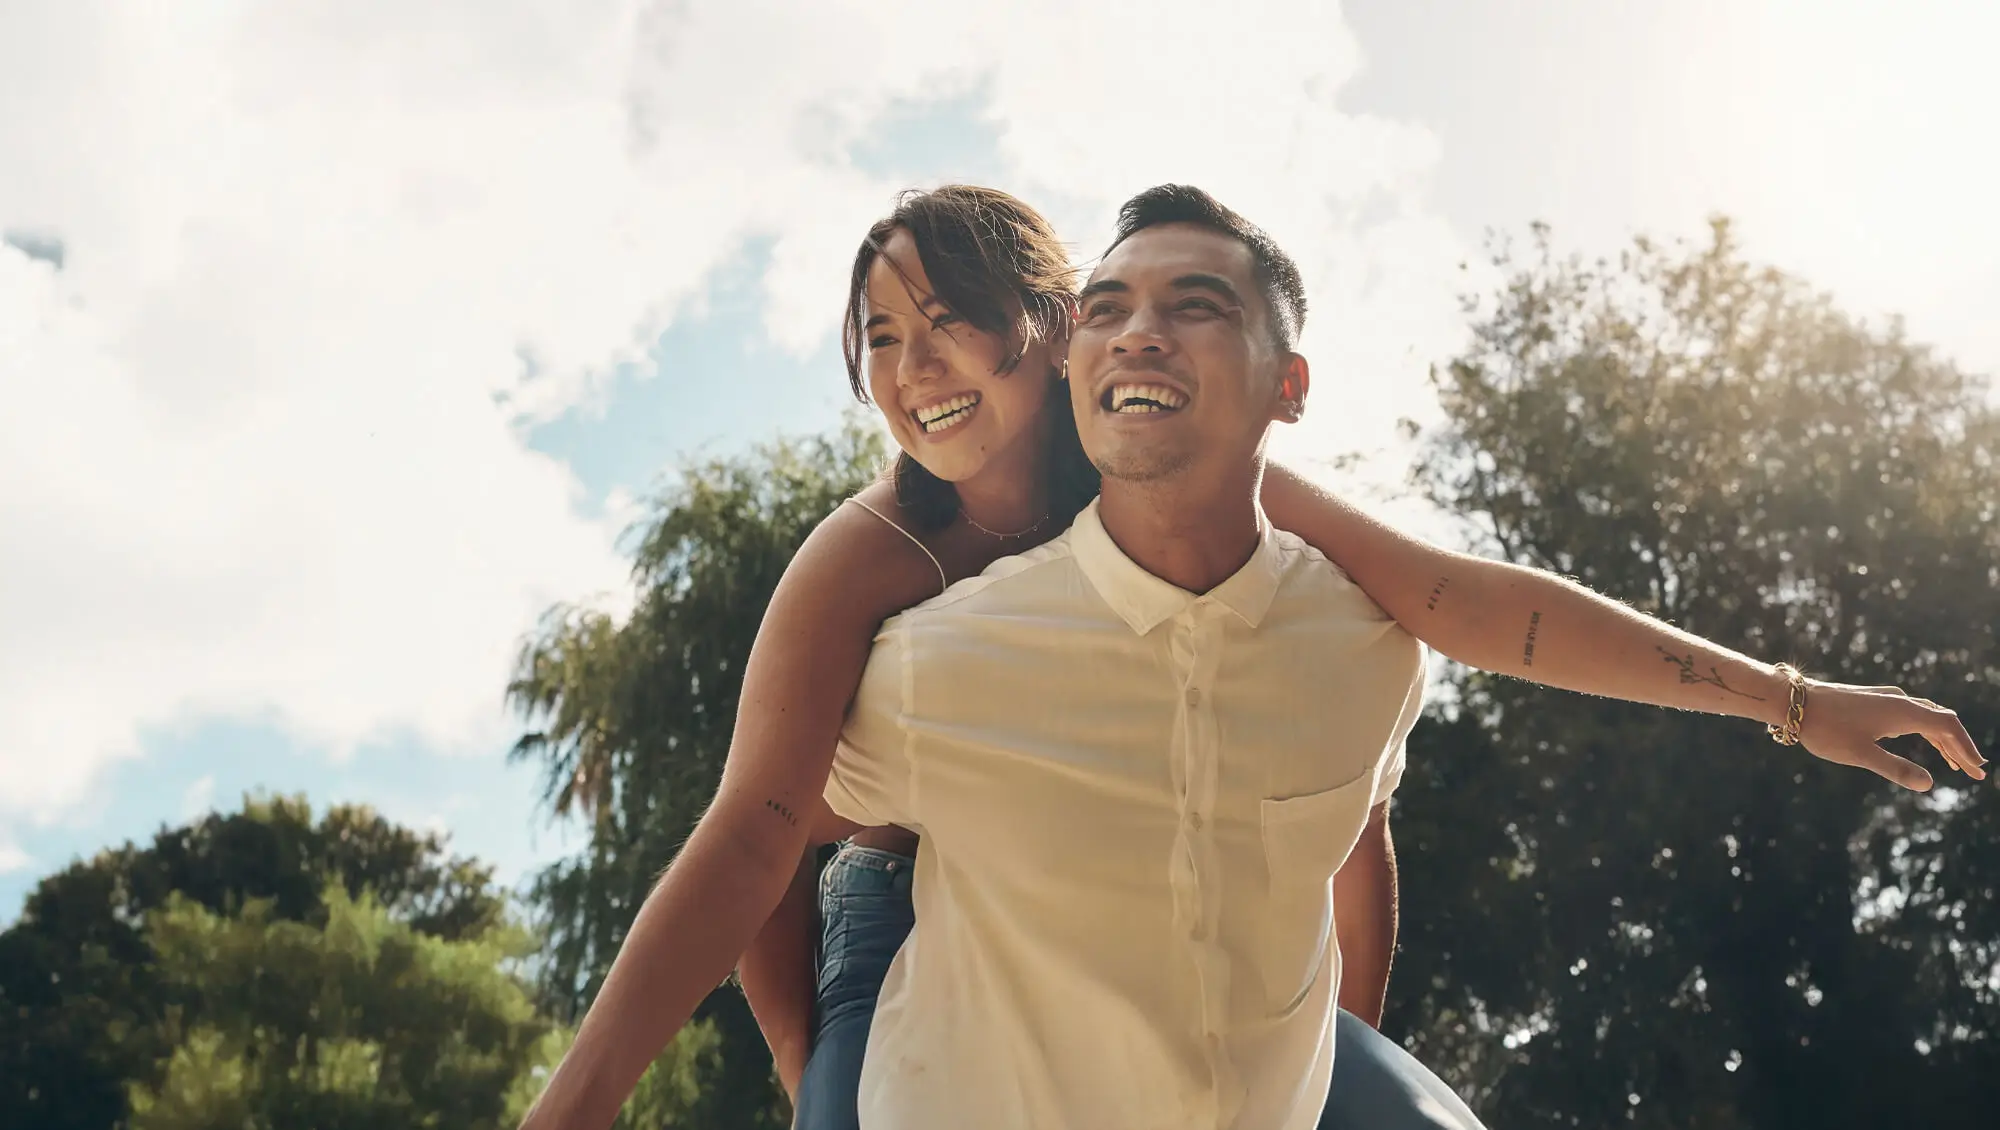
[1275,353,1310,423]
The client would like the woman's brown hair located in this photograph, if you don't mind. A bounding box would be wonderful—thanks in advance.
[842,185,1099,531]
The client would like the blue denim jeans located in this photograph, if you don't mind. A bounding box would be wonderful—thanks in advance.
[793,845,914,1130]
[792,844,1486,1130]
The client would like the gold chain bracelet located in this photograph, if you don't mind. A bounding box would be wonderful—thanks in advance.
[1768,663,1808,746]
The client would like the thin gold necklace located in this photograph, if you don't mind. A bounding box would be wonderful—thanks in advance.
[960,507,1047,540]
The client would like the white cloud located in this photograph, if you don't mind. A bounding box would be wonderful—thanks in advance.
[0,839,29,876]
[0,1,1466,837]
[1680,1,2000,380]
[180,775,217,822]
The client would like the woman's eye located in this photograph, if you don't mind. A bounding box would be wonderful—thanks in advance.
[929,312,962,330]
[868,335,897,350]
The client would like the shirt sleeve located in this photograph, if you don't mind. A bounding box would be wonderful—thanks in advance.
[824,617,918,829]
[1370,643,1429,807]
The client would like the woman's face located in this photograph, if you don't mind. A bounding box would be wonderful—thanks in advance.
[863,228,1060,485]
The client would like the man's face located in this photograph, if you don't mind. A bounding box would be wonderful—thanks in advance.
[1067,224,1292,485]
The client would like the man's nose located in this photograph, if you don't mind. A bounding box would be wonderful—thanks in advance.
[1110,305,1170,355]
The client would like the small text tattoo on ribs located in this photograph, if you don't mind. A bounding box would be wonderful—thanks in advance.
[1657,647,1767,701]
[1426,577,1451,612]
[1522,611,1542,667]
[765,798,798,826]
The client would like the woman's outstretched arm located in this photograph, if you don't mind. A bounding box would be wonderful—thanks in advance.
[739,850,822,1101]
[516,502,931,1130]
[1261,464,1986,791]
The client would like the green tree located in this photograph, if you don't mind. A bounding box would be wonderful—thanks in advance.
[519,1023,727,1130]
[128,884,553,1130]
[0,796,507,1130]
[510,419,888,1127]
[1388,219,2000,1127]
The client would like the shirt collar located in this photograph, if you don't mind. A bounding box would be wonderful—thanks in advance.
[1068,497,1285,636]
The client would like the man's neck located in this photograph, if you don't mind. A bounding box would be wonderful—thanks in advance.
[1095,464,1264,595]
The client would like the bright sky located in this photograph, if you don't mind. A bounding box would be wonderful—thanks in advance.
[3,0,1995,916]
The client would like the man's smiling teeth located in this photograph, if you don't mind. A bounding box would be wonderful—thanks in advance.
[915,393,980,434]
[1107,383,1189,414]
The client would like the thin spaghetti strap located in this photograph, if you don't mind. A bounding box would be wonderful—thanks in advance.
[844,497,948,595]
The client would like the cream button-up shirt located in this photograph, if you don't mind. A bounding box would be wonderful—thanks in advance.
[826,499,1427,1130]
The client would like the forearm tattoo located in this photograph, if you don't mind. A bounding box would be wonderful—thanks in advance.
[1656,646,1766,700]
[1522,611,1541,667]
[1426,576,1451,612]
[764,798,799,826]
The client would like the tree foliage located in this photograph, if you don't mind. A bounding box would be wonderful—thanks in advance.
[0,796,508,1130]
[523,1021,727,1130]
[127,884,552,1130]
[509,418,889,1127]
[1389,219,2000,1127]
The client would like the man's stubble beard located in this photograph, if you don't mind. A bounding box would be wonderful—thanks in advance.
[1089,445,1197,484]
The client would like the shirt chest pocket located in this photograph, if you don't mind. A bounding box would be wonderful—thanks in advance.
[1257,773,1377,1015]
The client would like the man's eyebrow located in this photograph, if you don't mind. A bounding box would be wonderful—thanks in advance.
[1170,273,1243,304]
[1077,278,1129,303]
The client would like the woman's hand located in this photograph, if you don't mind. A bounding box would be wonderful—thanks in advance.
[1798,680,1986,792]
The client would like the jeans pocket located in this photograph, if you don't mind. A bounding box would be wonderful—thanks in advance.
[816,895,914,1020]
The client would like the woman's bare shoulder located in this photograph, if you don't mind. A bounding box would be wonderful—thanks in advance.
[776,482,944,631]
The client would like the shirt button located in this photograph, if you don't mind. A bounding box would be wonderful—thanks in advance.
[1190,813,1205,831]
[1185,687,1201,707]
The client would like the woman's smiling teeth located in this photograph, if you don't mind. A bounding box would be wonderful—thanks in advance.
[1105,383,1189,414]
[915,393,981,434]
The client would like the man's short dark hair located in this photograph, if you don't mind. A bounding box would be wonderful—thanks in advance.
[1105,185,1306,352]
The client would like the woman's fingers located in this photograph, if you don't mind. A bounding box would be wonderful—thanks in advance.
[1832,684,1992,780]
[1794,682,1988,788]
[1806,685,1986,788]
[1847,740,1934,792]
[1865,694,1986,780]
[1912,700,1986,780]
